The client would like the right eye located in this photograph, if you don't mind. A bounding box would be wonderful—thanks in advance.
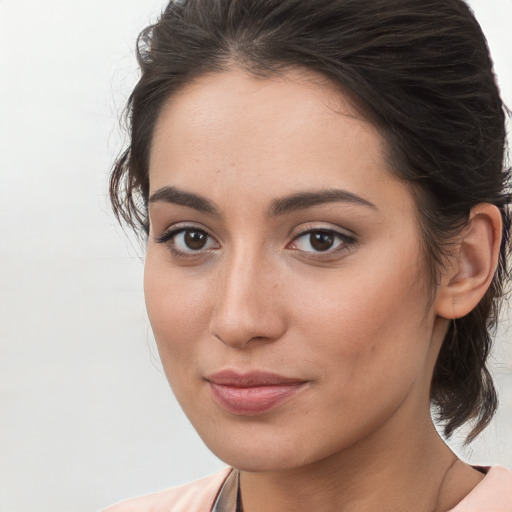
[156,227,220,256]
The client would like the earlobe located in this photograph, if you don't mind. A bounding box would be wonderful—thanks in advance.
[434,203,502,319]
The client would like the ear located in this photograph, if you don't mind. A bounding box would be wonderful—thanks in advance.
[434,203,502,319]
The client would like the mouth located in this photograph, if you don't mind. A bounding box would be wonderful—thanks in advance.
[205,370,308,416]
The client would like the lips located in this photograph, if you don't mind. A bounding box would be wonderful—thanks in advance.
[206,370,307,415]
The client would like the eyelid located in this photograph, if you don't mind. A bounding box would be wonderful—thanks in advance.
[287,224,357,258]
[155,223,220,258]
[290,223,356,239]
[155,222,213,243]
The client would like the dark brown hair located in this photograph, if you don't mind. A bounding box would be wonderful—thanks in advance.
[110,0,510,443]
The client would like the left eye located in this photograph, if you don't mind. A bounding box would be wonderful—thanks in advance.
[290,230,348,253]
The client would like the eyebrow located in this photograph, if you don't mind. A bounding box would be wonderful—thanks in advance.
[268,188,377,216]
[148,186,376,216]
[148,186,220,215]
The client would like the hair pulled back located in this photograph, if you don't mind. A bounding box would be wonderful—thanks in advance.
[110,0,510,443]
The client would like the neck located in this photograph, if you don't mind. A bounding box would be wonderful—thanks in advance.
[239,411,477,512]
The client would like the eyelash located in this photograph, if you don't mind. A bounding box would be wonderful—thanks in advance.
[287,227,356,260]
[155,225,219,259]
[155,225,356,261]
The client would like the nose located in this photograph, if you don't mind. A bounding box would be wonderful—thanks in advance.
[209,250,287,349]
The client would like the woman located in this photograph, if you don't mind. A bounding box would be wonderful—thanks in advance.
[105,0,512,510]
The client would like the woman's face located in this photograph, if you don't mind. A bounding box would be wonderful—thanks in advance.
[145,69,445,471]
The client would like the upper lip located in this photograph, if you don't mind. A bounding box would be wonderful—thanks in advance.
[206,370,306,387]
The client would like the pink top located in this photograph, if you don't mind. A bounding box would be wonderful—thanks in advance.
[103,468,231,512]
[449,466,512,511]
[104,466,512,511]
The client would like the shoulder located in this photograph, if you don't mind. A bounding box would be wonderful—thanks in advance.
[450,466,512,511]
[103,467,232,512]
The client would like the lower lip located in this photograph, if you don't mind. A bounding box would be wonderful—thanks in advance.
[208,382,306,415]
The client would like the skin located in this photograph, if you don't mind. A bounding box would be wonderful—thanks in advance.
[144,68,498,511]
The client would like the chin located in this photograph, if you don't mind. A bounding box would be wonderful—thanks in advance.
[197,426,326,473]
[214,446,306,473]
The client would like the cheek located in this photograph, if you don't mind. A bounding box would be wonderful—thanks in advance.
[289,253,433,395]
[143,249,212,370]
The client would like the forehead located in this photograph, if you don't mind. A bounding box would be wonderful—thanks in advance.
[148,67,412,217]
[149,68,372,168]
[154,67,360,128]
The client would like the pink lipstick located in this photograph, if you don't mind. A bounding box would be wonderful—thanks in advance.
[206,370,307,415]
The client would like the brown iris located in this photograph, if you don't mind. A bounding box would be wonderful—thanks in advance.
[309,231,335,251]
[184,230,208,250]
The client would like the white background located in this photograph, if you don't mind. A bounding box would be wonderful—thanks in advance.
[0,1,511,511]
